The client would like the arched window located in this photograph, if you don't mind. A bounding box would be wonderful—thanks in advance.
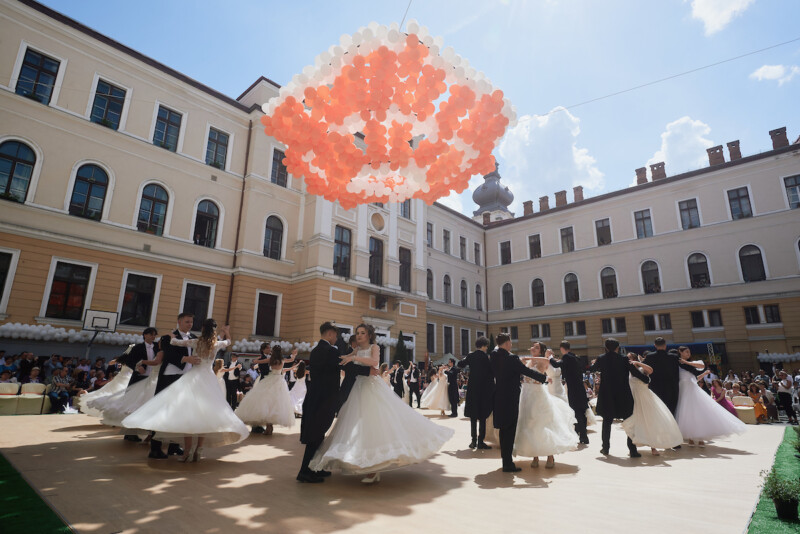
[531,278,545,306]
[460,280,468,308]
[641,261,661,294]
[426,269,434,299]
[739,245,766,282]
[0,141,36,203]
[137,183,169,236]
[263,215,283,259]
[601,267,618,298]
[502,283,514,310]
[688,253,710,288]
[564,274,579,303]
[443,275,451,304]
[475,284,483,311]
[69,164,108,220]
[193,200,219,248]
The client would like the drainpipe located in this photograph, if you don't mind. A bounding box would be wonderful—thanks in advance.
[225,119,253,325]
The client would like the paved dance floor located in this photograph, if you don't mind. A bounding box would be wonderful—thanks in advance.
[0,413,785,533]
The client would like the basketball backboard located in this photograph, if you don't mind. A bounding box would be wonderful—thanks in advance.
[82,309,118,332]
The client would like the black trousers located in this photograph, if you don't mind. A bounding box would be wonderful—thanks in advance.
[299,439,322,474]
[574,408,588,439]
[601,416,637,453]
[470,417,487,442]
[408,383,421,407]
[150,374,182,454]
[225,382,239,410]
[393,385,404,398]
[778,392,797,421]
[448,389,459,416]
[498,422,517,467]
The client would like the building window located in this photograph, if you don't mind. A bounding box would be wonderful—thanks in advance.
[708,309,723,327]
[602,318,613,334]
[443,326,453,355]
[153,105,181,151]
[0,141,36,203]
[564,322,574,336]
[560,227,574,253]
[205,128,229,169]
[602,317,626,334]
[254,292,279,337]
[137,184,169,236]
[595,218,611,246]
[531,278,545,307]
[426,323,435,352]
[502,283,514,310]
[369,237,383,285]
[426,222,433,247]
[634,209,653,238]
[0,252,14,311]
[564,273,579,303]
[426,269,433,299]
[90,80,125,130]
[475,284,482,311]
[182,282,211,331]
[643,315,656,331]
[690,311,705,329]
[659,313,672,330]
[443,275,451,304]
[69,164,108,221]
[529,234,541,259]
[192,200,219,248]
[443,230,451,255]
[641,261,661,294]
[510,326,518,340]
[600,267,618,298]
[399,199,411,219]
[727,187,752,220]
[120,273,157,327]
[460,237,467,260]
[333,226,351,278]
[15,48,59,105]
[264,216,283,260]
[679,198,700,229]
[541,323,551,338]
[399,247,411,292]
[739,245,766,282]
[461,328,470,356]
[688,253,710,288]
[616,317,626,332]
[530,324,539,338]
[372,202,384,208]
[785,175,800,209]
[500,241,511,265]
[45,262,91,320]
[743,306,760,325]
[271,149,288,187]
[576,320,586,336]
[764,304,781,323]
[460,280,468,308]
[474,243,481,265]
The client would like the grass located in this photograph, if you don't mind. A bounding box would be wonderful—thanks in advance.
[747,427,800,533]
[0,452,72,533]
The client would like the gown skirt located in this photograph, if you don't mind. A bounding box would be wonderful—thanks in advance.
[514,382,578,458]
[621,375,684,449]
[79,365,133,417]
[97,365,161,428]
[290,375,307,415]
[235,373,295,428]
[675,368,746,441]
[420,377,450,412]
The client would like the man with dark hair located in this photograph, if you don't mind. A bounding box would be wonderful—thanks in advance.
[549,340,589,444]
[643,337,680,416]
[225,353,242,410]
[405,361,421,408]
[491,333,547,472]
[116,326,158,442]
[444,358,460,418]
[390,360,405,398]
[458,336,494,449]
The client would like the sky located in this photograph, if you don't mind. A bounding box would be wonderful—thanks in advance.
[36,0,800,216]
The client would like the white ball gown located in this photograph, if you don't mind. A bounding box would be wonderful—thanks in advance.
[122,338,249,447]
[79,365,133,417]
[310,347,454,475]
[675,366,746,441]
[420,373,450,412]
[235,368,295,428]
[290,374,307,415]
[99,364,161,428]
[546,366,569,403]
[514,374,578,458]
[621,374,683,449]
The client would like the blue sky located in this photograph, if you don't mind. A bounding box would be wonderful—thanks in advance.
[38,0,800,215]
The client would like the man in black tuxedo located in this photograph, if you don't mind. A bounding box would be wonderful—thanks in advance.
[406,362,421,408]
[643,337,680,415]
[224,353,242,410]
[550,340,590,444]
[490,334,547,472]
[117,327,158,442]
[390,361,405,398]
[588,338,648,457]
[298,322,372,483]
[458,336,494,449]
[149,312,197,460]
[444,358,460,417]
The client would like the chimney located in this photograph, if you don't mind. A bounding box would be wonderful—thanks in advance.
[727,140,741,161]
[770,127,789,149]
[523,200,533,216]
[706,145,725,166]
[573,185,584,202]
[650,162,666,180]
[555,190,567,207]
[539,196,549,211]
[635,167,647,185]
[482,212,491,225]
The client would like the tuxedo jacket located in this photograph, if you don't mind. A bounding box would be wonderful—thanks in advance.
[643,349,680,413]
[549,352,589,412]
[589,351,649,419]
[155,331,196,392]
[458,350,494,419]
[406,367,420,388]
[224,361,241,387]
[119,342,153,386]
[490,348,546,429]
[444,366,460,395]
[391,367,405,393]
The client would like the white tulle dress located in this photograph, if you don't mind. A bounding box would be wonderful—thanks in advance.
[79,365,133,417]
[99,365,161,428]
[515,372,578,458]
[122,338,249,447]
[290,374,307,415]
[235,368,295,428]
[310,347,454,475]
[420,372,451,412]
[675,367,746,441]
[622,374,683,449]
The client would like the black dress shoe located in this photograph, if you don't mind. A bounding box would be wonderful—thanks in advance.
[448,414,458,418]
[477,442,492,450]
[579,435,590,444]
[168,445,184,456]
[252,426,265,434]
[600,447,610,455]
[314,470,331,477]
[123,435,142,442]
[672,445,681,450]
[502,464,522,472]
[629,450,642,458]
[469,440,477,449]
[148,450,168,460]
[296,471,324,483]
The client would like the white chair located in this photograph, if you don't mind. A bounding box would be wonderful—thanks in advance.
[732,395,757,424]
[16,383,46,415]
[0,383,21,415]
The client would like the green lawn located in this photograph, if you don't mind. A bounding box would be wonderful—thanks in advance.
[747,427,800,533]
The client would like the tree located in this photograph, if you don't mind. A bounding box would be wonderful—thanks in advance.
[395,331,409,367]
[488,333,495,352]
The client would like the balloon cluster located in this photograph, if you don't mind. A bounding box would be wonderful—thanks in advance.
[0,322,141,345]
[757,352,800,363]
[231,338,318,354]
[261,20,517,209]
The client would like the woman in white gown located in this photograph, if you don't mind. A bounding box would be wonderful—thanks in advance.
[518,345,578,468]
[289,361,308,415]
[79,361,133,417]
[214,359,226,395]
[122,320,248,462]
[235,346,296,433]
[620,353,683,455]
[420,366,450,415]
[675,350,746,446]
[310,324,454,484]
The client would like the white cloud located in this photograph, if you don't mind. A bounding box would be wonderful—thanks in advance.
[644,116,714,180]
[436,190,465,214]
[749,64,800,86]
[688,0,755,35]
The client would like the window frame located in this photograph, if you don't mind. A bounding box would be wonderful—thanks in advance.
[150,102,185,153]
[528,233,541,259]
[501,282,515,311]
[38,256,98,321]
[87,76,129,131]
[474,242,481,266]
[599,266,618,299]
[192,198,222,249]
[270,148,289,188]
[563,273,580,303]
[252,289,282,337]
[116,269,162,329]
[531,278,545,307]
[65,161,112,222]
[263,214,286,260]
[725,185,754,221]
[475,284,483,311]
[333,225,352,278]
[204,125,232,171]
[460,328,471,356]
[560,226,575,253]
[499,240,512,265]
[633,208,654,239]
[782,174,800,210]
[640,259,662,294]
[12,44,66,106]
[426,269,434,300]
[399,199,412,219]
[426,322,436,353]
[443,274,452,304]
[399,247,412,292]
[677,198,702,230]
[459,236,467,261]
[443,325,454,355]
[0,137,41,205]
[442,229,451,255]
[594,217,612,247]
[0,247,21,316]
[738,244,768,283]
[134,181,172,236]
[368,237,384,286]
[686,252,712,288]
[179,279,216,332]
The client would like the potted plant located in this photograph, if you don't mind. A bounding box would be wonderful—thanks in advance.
[761,467,800,521]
